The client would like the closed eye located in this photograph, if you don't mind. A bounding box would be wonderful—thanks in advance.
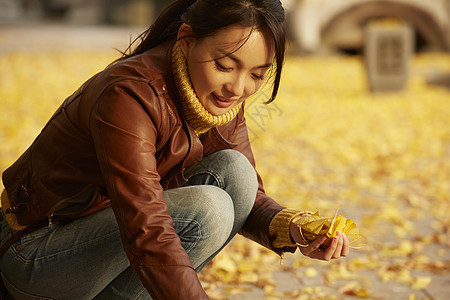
[214,60,233,72]
[252,73,266,81]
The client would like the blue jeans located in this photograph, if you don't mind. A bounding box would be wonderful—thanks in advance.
[0,149,258,299]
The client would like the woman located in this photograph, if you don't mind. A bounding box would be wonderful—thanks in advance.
[0,0,349,299]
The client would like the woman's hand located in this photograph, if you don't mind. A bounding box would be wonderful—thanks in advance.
[290,217,350,261]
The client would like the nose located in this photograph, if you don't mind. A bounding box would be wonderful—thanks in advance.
[225,73,247,99]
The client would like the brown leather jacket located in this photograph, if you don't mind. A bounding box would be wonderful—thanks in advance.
[2,42,291,299]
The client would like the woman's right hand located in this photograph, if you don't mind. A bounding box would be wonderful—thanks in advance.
[290,219,350,261]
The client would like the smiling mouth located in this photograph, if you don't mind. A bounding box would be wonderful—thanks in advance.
[214,94,232,102]
[212,93,236,108]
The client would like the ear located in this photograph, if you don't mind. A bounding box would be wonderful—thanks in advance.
[177,23,195,57]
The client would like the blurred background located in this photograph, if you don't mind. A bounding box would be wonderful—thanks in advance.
[0,0,449,299]
[1,0,450,53]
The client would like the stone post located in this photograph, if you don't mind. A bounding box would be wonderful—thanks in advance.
[364,20,414,92]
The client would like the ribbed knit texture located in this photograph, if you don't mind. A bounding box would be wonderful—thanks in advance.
[171,42,242,135]
[269,208,310,248]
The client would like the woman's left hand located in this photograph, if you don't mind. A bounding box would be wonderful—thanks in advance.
[289,218,350,261]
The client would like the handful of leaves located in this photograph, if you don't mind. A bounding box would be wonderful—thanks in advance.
[292,211,360,247]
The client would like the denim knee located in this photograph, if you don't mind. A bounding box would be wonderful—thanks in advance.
[211,149,258,215]
[209,149,258,189]
[183,149,258,229]
[190,185,234,246]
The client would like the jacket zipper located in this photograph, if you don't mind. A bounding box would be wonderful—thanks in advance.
[139,265,164,300]
[45,186,101,229]
[48,213,54,228]
[46,185,101,220]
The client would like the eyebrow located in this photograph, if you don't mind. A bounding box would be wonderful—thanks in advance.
[219,51,272,69]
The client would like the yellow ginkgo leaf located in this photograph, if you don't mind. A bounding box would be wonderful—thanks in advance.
[305,218,329,234]
[327,215,347,238]
[343,218,357,232]
[293,212,361,248]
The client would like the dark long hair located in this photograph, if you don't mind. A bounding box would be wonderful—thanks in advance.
[115,0,286,103]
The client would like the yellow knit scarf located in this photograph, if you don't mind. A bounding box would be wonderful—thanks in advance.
[171,42,242,135]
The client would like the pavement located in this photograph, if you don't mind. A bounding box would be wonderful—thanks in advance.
[0,22,144,53]
[0,22,448,300]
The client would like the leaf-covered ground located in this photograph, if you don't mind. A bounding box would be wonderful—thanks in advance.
[0,46,448,299]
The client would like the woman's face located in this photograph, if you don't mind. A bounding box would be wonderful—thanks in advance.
[179,25,275,116]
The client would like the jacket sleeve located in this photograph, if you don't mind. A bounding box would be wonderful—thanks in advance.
[90,80,208,299]
[226,105,297,255]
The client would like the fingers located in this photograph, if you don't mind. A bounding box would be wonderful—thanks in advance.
[310,236,327,253]
[299,232,350,261]
[323,234,339,261]
[300,236,326,257]
[342,233,350,257]
[332,232,344,259]
[323,232,346,261]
